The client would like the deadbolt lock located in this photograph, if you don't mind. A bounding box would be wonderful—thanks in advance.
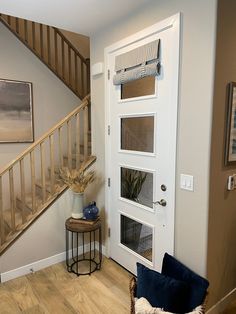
[161,184,167,191]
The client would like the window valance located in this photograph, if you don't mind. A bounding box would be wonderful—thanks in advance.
[113,40,160,85]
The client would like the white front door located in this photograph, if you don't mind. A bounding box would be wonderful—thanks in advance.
[105,14,180,274]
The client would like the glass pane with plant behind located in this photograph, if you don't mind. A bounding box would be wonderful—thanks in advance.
[120,167,153,209]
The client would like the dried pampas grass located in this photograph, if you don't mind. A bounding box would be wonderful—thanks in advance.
[59,166,95,193]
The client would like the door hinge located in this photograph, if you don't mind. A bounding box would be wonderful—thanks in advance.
[108,177,111,187]
[108,125,111,135]
[108,227,111,237]
[108,69,110,80]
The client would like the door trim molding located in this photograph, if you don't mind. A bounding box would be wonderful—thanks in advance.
[104,13,181,258]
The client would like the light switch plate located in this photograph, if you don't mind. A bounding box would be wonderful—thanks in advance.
[180,174,194,191]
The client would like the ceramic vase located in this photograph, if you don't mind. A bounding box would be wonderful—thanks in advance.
[71,191,84,219]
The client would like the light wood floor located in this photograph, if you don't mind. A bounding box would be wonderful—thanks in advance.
[0,257,132,314]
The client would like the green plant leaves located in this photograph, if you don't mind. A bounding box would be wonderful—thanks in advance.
[121,169,147,202]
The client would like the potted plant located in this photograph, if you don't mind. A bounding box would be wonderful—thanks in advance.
[121,169,147,203]
[59,165,95,219]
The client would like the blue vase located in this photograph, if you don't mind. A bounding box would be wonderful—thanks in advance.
[83,202,99,220]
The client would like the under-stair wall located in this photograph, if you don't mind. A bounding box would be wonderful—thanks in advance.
[0,189,73,277]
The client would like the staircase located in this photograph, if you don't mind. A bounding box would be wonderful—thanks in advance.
[0,13,90,100]
[0,95,96,255]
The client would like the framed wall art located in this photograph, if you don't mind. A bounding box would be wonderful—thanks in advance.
[225,82,236,165]
[0,79,34,143]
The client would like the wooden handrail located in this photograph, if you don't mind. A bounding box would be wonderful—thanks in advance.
[0,95,90,176]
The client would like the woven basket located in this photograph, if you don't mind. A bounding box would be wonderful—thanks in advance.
[129,277,137,314]
[129,276,207,314]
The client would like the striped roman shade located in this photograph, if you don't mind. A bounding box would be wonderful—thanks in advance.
[113,40,160,85]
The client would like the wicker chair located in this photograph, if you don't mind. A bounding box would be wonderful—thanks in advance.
[129,276,207,314]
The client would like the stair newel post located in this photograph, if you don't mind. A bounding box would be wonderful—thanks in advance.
[58,127,63,168]
[40,142,46,204]
[86,59,91,130]
[0,175,5,245]
[24,19,28,43]
[9,168,16,231]
[67,120,72,170]
[32,21,36,50]
[83,105,89,159]
[30,151,36,213]
[76,113,81,169]
[49,134,55,195]
[47,25,51,66]
[20,159,26,224]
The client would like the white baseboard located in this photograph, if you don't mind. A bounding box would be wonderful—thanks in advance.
[206,287,236,314]
[1,243,106,283]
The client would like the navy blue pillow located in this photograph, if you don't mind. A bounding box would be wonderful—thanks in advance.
[162,253,209,312]
[136,263,189,313]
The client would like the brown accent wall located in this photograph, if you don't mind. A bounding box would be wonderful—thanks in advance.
[207,0,236,307]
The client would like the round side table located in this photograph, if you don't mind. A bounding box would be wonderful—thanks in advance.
[65,217,102,276]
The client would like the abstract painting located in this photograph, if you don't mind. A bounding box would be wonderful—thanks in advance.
[0,79,34,143]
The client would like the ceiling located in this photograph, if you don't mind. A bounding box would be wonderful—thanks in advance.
[0,0,151,36]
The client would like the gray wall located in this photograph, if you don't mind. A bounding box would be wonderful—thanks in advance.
[90,0,217,277]
[0,23,80,272]
[207,0,236,307]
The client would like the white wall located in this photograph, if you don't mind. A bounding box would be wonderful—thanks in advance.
[90,0,217,278]
[0,23,81,272]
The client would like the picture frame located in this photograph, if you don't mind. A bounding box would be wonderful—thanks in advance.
[225,82,236,165]
[0,78,34,143]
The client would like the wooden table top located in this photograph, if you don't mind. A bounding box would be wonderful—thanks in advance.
[65,217,101,232]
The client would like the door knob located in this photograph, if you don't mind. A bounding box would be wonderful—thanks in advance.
[153,199,167,207]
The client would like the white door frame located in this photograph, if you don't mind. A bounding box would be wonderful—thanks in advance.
[104,13,180,259]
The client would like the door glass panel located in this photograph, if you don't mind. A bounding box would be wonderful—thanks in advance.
[120,215,153,262]
[121,167,153,209]
[121,116,154,153]
[121,76,155,99]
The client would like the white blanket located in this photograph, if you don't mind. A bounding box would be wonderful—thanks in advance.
[135,297,204,314]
